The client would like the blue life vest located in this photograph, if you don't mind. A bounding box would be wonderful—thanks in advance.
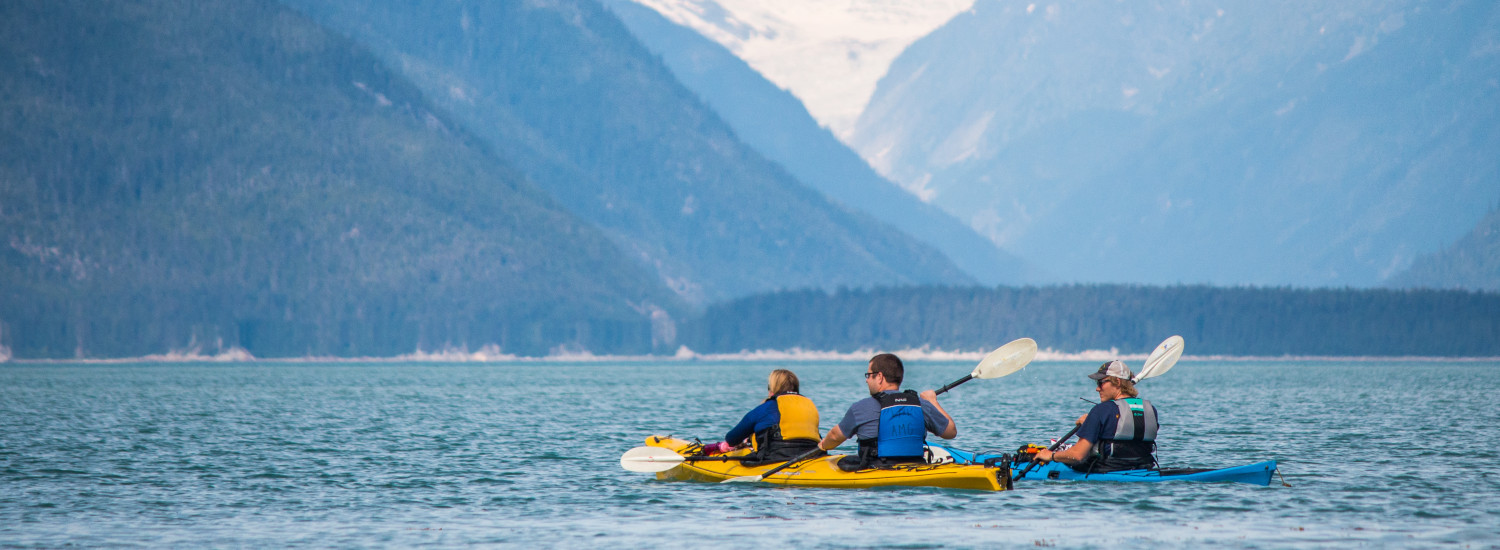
[875,390,926,458]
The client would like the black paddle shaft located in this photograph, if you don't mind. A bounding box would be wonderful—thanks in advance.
[1013,425,1082,481]
[1047,426,1082,452]
[750,447,823,481]
[934,374,974,396]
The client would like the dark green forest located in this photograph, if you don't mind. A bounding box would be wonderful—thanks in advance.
[0,0,678,358]
[684,285,1500,357]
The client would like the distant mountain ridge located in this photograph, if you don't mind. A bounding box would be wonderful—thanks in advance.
[0,0,679,358]
[850,0,1500,288]
[1389,207,1500,291]
[602,0,1041,285]
[282,0,976,306]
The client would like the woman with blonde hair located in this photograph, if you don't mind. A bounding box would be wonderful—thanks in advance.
[699,369,823,463]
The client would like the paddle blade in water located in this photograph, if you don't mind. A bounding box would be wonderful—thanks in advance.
[620,446,686,473]
[1135,335,1185,382]
[972,338,1037,379]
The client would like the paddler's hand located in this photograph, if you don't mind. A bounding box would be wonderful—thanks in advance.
[920,390,958,439]
[1034,450,1054,464]
[1075,414,1087,425]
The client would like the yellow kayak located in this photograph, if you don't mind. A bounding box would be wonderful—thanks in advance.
[642,436,1011,491]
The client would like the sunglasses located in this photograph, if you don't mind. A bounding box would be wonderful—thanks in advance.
[864,372,878,379]
[1096,378,1112,388]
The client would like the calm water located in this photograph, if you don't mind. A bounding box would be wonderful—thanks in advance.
[2,359,1498,548]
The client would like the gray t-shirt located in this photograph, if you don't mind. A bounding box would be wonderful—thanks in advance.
[836,394,950,441]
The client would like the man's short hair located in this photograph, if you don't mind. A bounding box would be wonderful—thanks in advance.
[869,353,904,385]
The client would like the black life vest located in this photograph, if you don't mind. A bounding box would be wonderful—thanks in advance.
[749,392,821,462]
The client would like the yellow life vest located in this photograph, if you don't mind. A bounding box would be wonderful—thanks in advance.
[751,393,821,452]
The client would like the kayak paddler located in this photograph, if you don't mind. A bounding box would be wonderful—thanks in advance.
[816,353,958,472]
[698,369,823,464]
[1033,360,1160,472]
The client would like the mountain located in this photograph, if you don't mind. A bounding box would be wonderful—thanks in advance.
[0,0,680,358]
[601,0,1040,285]
[1388,206,1500,291]
[621,0,974,135]
[280,0,976,307]
[850,0,1500,288]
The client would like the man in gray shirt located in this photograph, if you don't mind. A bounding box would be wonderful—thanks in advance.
[816,353,957,471]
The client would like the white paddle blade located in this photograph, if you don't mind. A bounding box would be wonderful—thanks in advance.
[972,337,1038,379]
[620,446,687,473]
[1134,335,1185,382]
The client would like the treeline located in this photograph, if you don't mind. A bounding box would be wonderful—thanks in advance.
[0,272,658,358]
[683,285,1500,357]
[6,283,1498,359]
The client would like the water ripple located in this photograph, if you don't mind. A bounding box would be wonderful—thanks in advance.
[1,360,1498,547]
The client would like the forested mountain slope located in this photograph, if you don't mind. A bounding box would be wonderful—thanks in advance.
[283,0,975,306]
[851,0,1500,288]
[602,0,1042,285]
[1389,207,1500,291]
[0,0,679,358]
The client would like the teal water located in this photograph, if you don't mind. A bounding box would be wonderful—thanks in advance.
[2,360,1498,548]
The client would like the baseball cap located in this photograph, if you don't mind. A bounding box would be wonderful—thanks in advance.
[1088,360,1133,381]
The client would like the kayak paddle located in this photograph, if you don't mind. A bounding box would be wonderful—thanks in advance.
[1135,335,1184,383]
[619,445,750,473]
[934,337,1037,395]
[1012,335,1184,481]
[724,337,1039,483]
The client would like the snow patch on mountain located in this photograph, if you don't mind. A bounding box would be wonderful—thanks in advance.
[626,0,973,136]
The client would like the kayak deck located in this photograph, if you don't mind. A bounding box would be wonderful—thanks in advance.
[931,444,1277,486]
[644,436,1010,491]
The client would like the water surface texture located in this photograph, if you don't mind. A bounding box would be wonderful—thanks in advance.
[3,360,1497,547]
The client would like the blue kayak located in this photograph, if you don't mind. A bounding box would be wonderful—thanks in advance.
[930,444,1277,486]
